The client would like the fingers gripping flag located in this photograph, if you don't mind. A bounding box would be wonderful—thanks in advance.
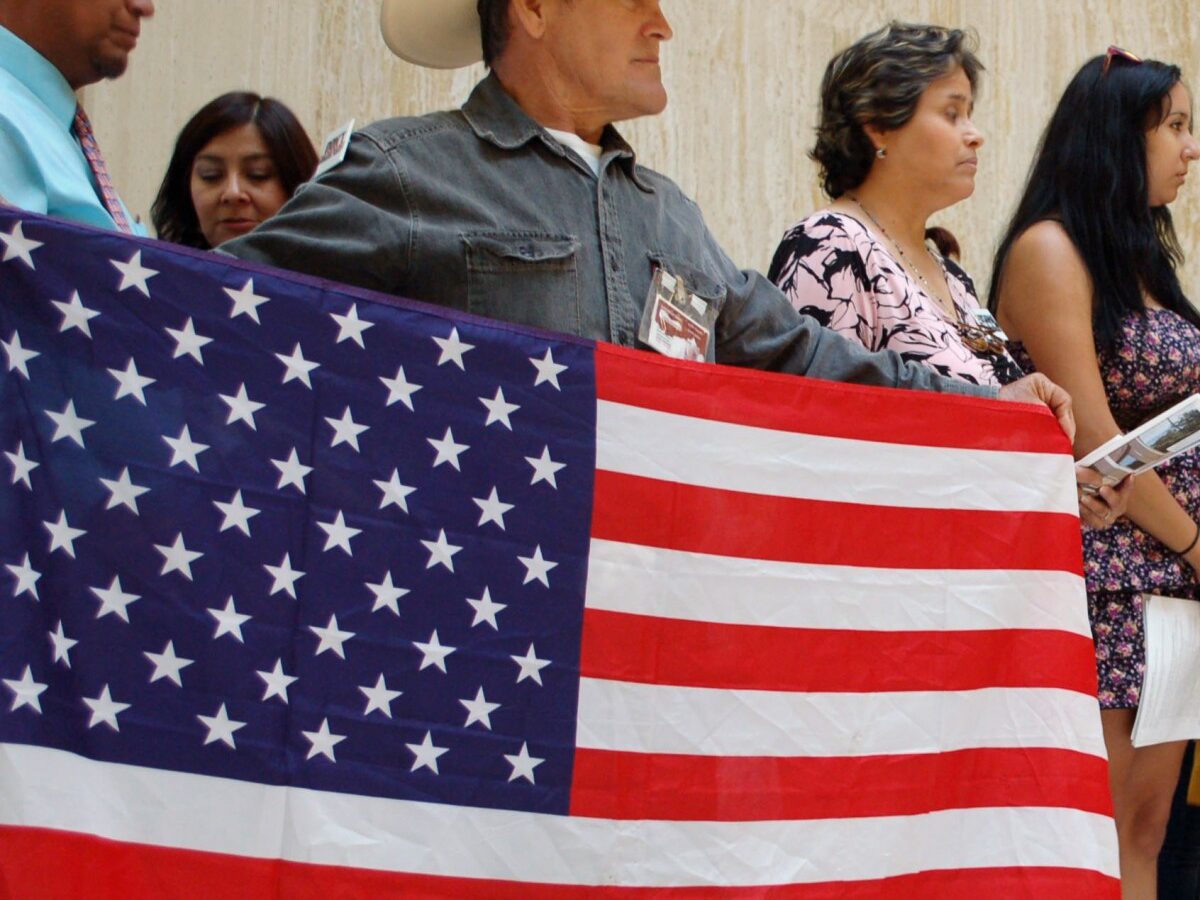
[0,211,1118,898]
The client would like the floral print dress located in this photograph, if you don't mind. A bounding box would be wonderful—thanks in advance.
[768,210,1023,386]
[1012,309,1200,708]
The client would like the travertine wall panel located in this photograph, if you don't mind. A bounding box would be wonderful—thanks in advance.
[83,0,1200,299]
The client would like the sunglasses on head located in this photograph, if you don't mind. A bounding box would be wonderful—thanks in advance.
[1102,45,1143,76]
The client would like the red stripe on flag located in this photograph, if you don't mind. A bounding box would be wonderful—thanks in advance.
[570,747,1114,821]
[592,471,1084,573]
[580,608,1099,694]
[0,825,1121,899]
[594,344,1072,454]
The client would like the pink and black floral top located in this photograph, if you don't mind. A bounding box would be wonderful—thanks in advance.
[768,210,1022,387]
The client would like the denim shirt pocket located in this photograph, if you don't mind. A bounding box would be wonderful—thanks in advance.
[463,232,581,335]
[646,251,728,312]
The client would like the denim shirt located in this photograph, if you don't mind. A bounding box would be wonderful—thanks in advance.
[225,74,993,399]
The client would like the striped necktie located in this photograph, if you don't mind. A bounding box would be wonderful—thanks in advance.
[72,105,133,234]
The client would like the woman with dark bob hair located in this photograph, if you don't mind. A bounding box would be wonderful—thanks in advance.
[767,22,1127,527]
[990,50,1200,896]
[152,91,318,249]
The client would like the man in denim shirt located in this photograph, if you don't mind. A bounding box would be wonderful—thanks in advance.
[224,0,1071,424]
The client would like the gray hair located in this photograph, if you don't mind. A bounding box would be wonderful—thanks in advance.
[812,22,984,197]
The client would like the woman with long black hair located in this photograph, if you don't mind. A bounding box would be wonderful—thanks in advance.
[990,49,1200,898]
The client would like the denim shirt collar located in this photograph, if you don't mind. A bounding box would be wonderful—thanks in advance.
[462,72,655,193]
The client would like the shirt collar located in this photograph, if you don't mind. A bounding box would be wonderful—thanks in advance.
[461,72,655,193]
[0,24,79,130]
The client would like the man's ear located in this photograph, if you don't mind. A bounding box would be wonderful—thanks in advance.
[510,0,550,39]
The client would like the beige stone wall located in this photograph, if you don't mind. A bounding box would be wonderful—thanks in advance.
[83,0,1200,298]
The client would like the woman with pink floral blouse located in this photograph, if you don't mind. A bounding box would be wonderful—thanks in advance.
[768,21,1126,528]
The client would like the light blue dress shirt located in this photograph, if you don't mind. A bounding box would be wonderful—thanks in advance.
[0,25,144,233]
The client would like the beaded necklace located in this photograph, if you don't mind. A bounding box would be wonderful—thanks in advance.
[845,195,1007,357]
[846,195,956,317]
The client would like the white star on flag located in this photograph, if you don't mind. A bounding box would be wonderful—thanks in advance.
[310,613,354,659]
[220,383,265,430]
[366,571,409,615]
[144,640,194,686]
[6,552,41,600]
[197,703,246,749]
[1,330,38,379]
[256,660,298,703]
[100,467,150,513]
[107,358,156,405]
[331,304,374,348]
[379,365,422,409]
[326,406,369,451]
[82,684,130,731]
[213,489,260,536]
[164,317,212,364]
[208,596,251,642]
[413,630,456,673]
[421,529,463,571]
[479,386,520,429]
[317,511,362,556]
[5,441,38,489]
[45,399,95,448]
[428,427,469,470]
[48,621,77,667]
[224,278,269,323]
[526,445,565,488]
[504,742,545,783]
[155,532,203,580]
[374,469,416,513]
[270,448,312,494]
[111,249,158,296]
[53,290,100,338]
[90,575,140,622]
[163,424,209,472]
[43,510,86,558]
[511,643,550,685]
[406,731,448,774]
[433,327,474,370]
[460,686,500,730]
[529,348,567,389]
[518,545,558,587]
[302,718,347,762]
[0,220,42,268]
[466,586,506,630]
[275,342,320,388]
[473,487,514,530]
[3,665,47,713]
[264,553,305,598]
[359,674,402,717]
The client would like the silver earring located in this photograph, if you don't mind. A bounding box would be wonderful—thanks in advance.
[876,147,887,159]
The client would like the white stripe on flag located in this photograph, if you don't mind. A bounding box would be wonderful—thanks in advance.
[575,679,1107,758]
[586,539,1092,635]
[0,742,1119,886]
[596,400,1078,513]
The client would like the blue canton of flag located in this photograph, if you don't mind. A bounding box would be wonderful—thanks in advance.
[0,212,595,815]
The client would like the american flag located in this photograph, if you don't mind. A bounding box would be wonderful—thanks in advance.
[0,210,1118,898]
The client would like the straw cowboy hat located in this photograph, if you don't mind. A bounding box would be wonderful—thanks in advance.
[379,0,483,69]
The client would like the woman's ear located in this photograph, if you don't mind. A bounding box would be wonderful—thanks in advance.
[862,122,888,155]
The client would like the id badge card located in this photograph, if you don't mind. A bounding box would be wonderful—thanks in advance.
[637,266,717,363]
[966,307,1008,341]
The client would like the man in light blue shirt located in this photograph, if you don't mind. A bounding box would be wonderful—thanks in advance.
[0,0,155,233]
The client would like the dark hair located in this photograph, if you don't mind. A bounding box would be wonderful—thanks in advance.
[477,0,509,69]
[812,22,984,198]
[925,226,961,260]
[988,55,1199,349]
[151,91,318,249]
